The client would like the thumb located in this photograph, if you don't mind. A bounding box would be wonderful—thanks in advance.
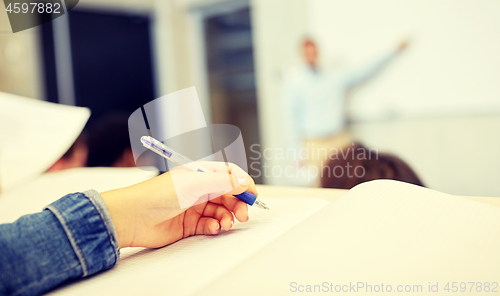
[192,172,249,197]
[171,171,249,208]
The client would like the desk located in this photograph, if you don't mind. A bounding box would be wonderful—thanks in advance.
[256,185,500,208]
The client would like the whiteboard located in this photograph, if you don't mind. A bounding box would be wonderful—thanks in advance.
[309,0,500,120]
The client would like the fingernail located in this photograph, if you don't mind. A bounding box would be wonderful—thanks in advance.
[230,220,234,229]
[216,222,220,230]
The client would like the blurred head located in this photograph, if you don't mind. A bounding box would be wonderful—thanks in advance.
[302,38,318,68]
[86,112,135,168]
[321,143,424,190]
[47,133,88,172]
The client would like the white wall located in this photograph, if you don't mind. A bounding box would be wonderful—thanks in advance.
[351,116,500,197]
[5,0,498,194]
[309,0,500,120]
[250,0,309,185]
[0,11,41,99]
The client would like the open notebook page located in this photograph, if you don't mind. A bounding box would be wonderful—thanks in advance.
[199,180,500,295]
[47,197,329,296]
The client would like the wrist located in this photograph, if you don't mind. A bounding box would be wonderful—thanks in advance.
[101,188,136,249]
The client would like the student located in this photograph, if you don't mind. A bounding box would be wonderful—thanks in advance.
[47,132,88,172]
[86,112,136,168]
[0,162,255,296]
[48,112,139,172]
[321,143,424,189]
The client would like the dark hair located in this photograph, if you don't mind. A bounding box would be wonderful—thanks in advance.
[61,132,87,159]
[86,112,131,167]
[321,143,424,189]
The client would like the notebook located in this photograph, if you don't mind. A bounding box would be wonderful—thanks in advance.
[199,180,500,295]
[48,197,330,295]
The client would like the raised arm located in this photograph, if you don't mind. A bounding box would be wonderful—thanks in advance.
[344,40,409,90]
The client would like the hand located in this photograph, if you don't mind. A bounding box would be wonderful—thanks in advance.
[397,39,410,53]
[101,162,257,249]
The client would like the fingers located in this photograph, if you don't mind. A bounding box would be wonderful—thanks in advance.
[187,172,240,197]
[209,196,249,223]
[195,217,221,235]
[195,202,245,235]
[170,161,258,211]
[231,199,249,222]
[236,175,258,196]
[196,161,255,188]
[197,161,246,175]
[184,171,257,200]
[202,203,235,230]
[177,161,258,196]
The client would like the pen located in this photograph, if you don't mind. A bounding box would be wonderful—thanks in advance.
[140,136,269,210]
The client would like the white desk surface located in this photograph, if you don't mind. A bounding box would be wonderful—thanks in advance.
[256,185,500,208]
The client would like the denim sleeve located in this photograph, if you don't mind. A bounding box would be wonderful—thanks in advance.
[0,190,119,296]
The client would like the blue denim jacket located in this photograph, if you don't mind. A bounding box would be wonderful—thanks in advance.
[0,190,119,296]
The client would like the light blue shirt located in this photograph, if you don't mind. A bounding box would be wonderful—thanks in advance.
[281,51,398,149]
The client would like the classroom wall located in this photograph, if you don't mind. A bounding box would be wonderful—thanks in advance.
[2,0,498,196]
[0,11,41,99]
[75,0,500,195]
[305,0,500,196]
[350,115,500,197]
[249,0,309,185]
[308,0,500,120]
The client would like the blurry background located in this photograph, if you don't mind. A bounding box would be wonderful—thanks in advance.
[0,0,499,196]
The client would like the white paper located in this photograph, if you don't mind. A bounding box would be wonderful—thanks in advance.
[47,197,329,296]
[0,167,158,224]
[0,92,90,191]
[199,180,500,295]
